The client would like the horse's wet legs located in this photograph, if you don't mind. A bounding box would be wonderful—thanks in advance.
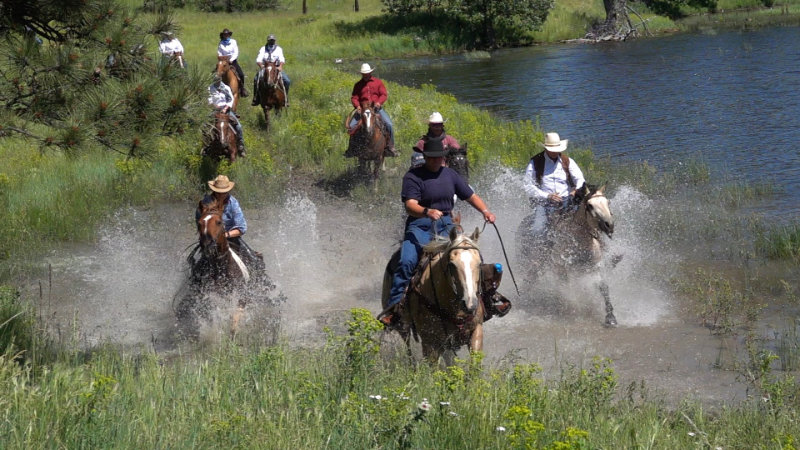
[469,323,484,353]
[599,281,617,327]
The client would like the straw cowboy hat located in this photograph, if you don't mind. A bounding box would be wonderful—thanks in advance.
[428,112,444,124]
[360,63,375,74]
[208,175,235,193]
[541,132,568,153]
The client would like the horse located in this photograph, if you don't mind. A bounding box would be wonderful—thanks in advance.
[255,60,286,130]
[176,197,252,337]
[345,102,387,186]
[216,56,240,112]
[446,143,469,182]
[202,111,238,162]
[518,183,618,326]
[381,226,485,366]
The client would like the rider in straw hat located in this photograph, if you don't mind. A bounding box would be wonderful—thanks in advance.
[217,28,248,98]
[349,63,396,157]
[196,175,263,269]
[379,138,497,327]
[252,33,291,106]
[522,132,586,242]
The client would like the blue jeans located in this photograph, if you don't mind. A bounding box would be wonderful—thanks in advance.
[349,108,394,144]
[387,216,455,307]
[226,110,244,147]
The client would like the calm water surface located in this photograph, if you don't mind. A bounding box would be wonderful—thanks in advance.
[381,27,800,219]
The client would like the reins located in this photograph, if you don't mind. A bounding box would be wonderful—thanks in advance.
[481,220,521,297]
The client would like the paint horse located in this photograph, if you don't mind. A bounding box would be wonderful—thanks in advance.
[382,226,485,366]
[519,183,618,326]
[345,102,387,186]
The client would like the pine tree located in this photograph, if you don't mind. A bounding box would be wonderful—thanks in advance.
[0,0,205,158]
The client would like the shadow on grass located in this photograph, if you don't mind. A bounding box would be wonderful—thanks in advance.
[333,11,477,49]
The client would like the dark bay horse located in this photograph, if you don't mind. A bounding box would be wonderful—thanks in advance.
[202,111,238,162]
[255,60,286,130]
[382,226,485,366]
[518,184,618,326]
[216,56,240,112]
[446,143,469,182]
[345,102,387,186]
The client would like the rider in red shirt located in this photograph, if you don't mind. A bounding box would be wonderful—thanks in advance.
[349,63,396,156]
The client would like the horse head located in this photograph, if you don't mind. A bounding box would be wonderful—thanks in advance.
[446,144,469,182]
[216,55,232,76]
[358,102,377,134]
[264,60,281,87]
[577,183,614,238]
[444,227,482,315]
[196,198,228,260]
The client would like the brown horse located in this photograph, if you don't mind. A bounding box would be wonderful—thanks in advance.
[176,197,251,337]
[382,226,485,366]
[216,56,240,112]
[202,111,238,162]
[255,60,286,130]
[345,102,387,186]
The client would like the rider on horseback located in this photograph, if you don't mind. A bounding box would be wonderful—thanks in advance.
[208,74,246,156]
[380,138,497,327]
[194,175,264,272]
[158,31,186,68]
[350,63,397,157]
[251,34,291,107]
[413,112,461,153]
[217,28,248,98]
[522,132,586,245]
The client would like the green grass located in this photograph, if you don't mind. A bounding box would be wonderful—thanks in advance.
[0,308,798,448]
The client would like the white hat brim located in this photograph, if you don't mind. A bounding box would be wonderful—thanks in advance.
[541,140,568,153]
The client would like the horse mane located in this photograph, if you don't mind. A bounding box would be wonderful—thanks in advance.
[198,195,223,216]
[422,232,479,255]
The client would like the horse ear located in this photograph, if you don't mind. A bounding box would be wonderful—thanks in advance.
[470,227,480,241]
[598,183,607,194]
[449,226,461,241]
[453,211,461,225]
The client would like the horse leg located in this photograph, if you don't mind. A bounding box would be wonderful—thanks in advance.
[599,281,617,327]
[469,323,484,353]
[230,304,245,337]
[262,106,270,131]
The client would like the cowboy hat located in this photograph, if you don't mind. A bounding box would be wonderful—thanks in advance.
[360,63,374,74]
[208,175,235,193]
[428,112,444,124]
[219,28,233,39]
[422,137,447,157]
[541,132,568,153]
[267,33,276,41]
[160,30,174,38]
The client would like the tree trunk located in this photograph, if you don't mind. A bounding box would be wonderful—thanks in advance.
[303,0,307,13]
[588,0,634,40]
[354,0,359,11]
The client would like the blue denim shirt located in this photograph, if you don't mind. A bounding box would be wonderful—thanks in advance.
[198,194,247,234]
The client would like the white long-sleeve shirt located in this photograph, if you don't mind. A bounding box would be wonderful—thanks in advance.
[217,39,239,62]
[208,82,234,110]
[159,38,184,56]
[255,45,285,65]
[523,155,585,203]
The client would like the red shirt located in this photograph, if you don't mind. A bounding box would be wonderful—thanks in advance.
[351,76,388,109]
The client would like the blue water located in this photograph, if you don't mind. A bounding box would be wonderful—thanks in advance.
[381,27,800,220]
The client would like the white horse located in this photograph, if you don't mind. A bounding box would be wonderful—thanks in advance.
[519,183,618,326]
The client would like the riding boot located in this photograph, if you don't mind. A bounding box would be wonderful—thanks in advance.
[240,84,248,98]
[237,139,246,157]
[383,138,398,157]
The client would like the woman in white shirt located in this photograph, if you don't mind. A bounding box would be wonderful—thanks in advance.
[217,28,248,97]
[159,31,186,68]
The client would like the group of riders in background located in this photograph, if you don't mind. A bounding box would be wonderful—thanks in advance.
[171,28,594,330]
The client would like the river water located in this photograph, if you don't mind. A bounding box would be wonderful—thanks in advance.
[25,28,800,407]
[381,26,800,220]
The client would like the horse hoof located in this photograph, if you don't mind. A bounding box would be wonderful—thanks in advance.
[604,314,617,328]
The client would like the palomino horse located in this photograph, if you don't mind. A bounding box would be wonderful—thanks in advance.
[176,197,251,337]
[345,102,387,185]
[216,56,240,112]
[519,183,618,326]
[255,60,286,130]
[382,226,485,366]
[202,111,238,162]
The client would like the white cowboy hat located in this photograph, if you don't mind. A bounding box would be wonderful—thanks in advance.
[360,63,374,74]
[428,112,444,124]
[208,175,235,193]
[541,132,568,153]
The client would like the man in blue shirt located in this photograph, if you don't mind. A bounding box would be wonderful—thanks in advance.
[380,137,496,326]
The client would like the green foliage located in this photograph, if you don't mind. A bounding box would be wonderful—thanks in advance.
[196,0,280,12]
[0,286,34,359]
[680,268,743,334]
[757,223,800,263]
[643,0,718,20]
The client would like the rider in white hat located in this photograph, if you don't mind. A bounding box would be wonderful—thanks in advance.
[522,132,586,241]
[413,111,462,154]
[349,63,396,156]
